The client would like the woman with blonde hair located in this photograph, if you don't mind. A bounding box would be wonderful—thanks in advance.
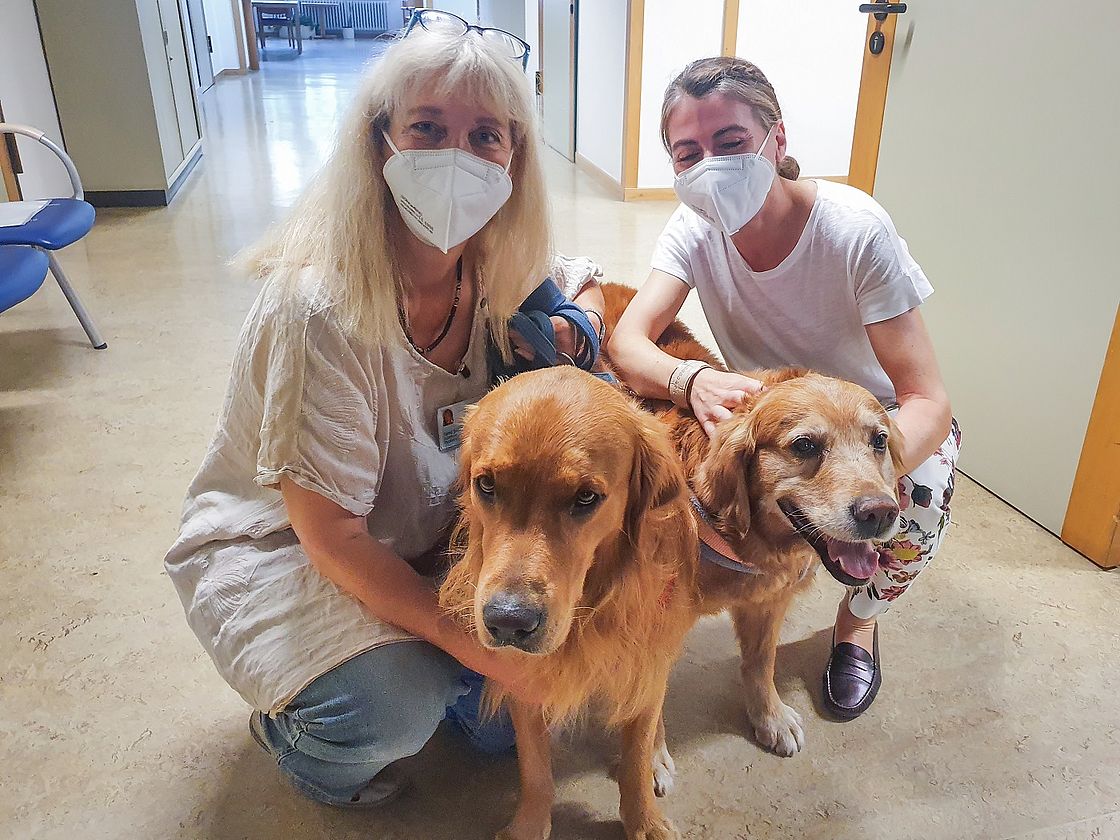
[610,57,959,730]
[165,14,603,807]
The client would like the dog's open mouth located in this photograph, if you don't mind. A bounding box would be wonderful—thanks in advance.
[778,500,880,586]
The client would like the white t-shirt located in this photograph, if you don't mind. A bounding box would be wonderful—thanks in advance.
[650,180,933,403]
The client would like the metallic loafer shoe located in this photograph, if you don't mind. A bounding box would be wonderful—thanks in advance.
[822,625,881,720]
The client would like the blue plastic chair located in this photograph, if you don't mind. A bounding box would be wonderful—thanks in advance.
[0,245,49,312]
[0,123,106,349]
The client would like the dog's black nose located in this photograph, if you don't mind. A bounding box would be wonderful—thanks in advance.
[850,494,901,538]
[482,593,544,648]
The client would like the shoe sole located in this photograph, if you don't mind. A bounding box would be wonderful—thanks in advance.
[822,658,882,720]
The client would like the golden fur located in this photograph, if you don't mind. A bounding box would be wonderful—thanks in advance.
[601,282,902,756]
[438,286,906,837]
[440,367,699,840]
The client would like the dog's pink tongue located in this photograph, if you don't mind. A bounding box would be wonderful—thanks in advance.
[825,538,879,581]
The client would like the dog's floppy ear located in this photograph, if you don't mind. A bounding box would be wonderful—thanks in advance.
[886,414,907,479]
[454,405,480,496]
[696,413,755,542]
[625,415,685,548]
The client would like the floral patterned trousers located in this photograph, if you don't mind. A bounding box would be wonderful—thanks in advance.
[848,418,963,620]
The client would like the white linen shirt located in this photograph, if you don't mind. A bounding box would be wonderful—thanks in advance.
[164,274,491,714]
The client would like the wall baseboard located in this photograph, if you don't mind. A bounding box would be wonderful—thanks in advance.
[624,187,676,202]
[574,153,624,200]
[215,67,248,79]
[85,189,169,208]
[166,140,203,203]
[85,143,202,208]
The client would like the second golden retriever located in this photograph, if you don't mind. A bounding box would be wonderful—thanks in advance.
[601,282,903,756]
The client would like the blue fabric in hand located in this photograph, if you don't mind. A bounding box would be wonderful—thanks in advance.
[489,277,601,383]
[444,668,517,755]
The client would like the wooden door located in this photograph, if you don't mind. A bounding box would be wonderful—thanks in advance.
[539,0,575,160]
[859,0,1120,556]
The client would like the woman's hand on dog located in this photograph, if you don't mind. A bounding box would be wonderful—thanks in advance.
[690,369,764,438]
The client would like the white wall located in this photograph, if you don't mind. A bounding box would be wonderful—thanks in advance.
[635,0,722,188]
[523,0,539,77]
[735,0,865,178]
[574,0,626,181]
[201,0,241,75]
[479,0,525,36]
[0,0,71,200]
[434,0,479,21]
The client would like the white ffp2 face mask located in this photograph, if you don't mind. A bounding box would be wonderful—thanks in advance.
[382,132,514,253]
[672,123,778,235]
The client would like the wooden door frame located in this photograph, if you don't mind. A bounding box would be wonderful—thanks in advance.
[1,142,19,201]
[240,0,260,71]
[847,11,898,194]
[1062,307,1120,569]
[0,103,21,201]
[620,0,644,196]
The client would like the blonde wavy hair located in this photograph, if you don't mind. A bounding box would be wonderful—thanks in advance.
[240,27,552,356]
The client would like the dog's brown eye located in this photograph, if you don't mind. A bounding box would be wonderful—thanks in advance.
[790,437,821,458]
[572,489,601,512]
[475,475,495,497]
[872,431,889,451]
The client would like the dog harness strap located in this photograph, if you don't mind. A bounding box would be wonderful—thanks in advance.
[689,495,763,576]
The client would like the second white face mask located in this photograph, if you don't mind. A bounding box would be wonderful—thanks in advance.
[382,132,513,253]
[672,123,777,235]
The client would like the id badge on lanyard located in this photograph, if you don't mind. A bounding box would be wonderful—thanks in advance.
[436,398,474,452]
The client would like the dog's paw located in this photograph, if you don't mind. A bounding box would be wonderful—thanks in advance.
[651,741,676,797]
[626,816,680,840]
[751,702,805,757]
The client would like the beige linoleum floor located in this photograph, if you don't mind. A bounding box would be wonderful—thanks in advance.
[1,40,1117,840]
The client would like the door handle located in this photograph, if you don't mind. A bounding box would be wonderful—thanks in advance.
[859,2,906,55]
[859,2,906,19]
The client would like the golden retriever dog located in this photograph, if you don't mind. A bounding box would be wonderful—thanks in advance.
[600,282,903,757]
[439,366,699,840]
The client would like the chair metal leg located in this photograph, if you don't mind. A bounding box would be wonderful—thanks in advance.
[46,251,107,350]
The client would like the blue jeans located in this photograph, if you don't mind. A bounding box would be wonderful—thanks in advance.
[253,640,515,805]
